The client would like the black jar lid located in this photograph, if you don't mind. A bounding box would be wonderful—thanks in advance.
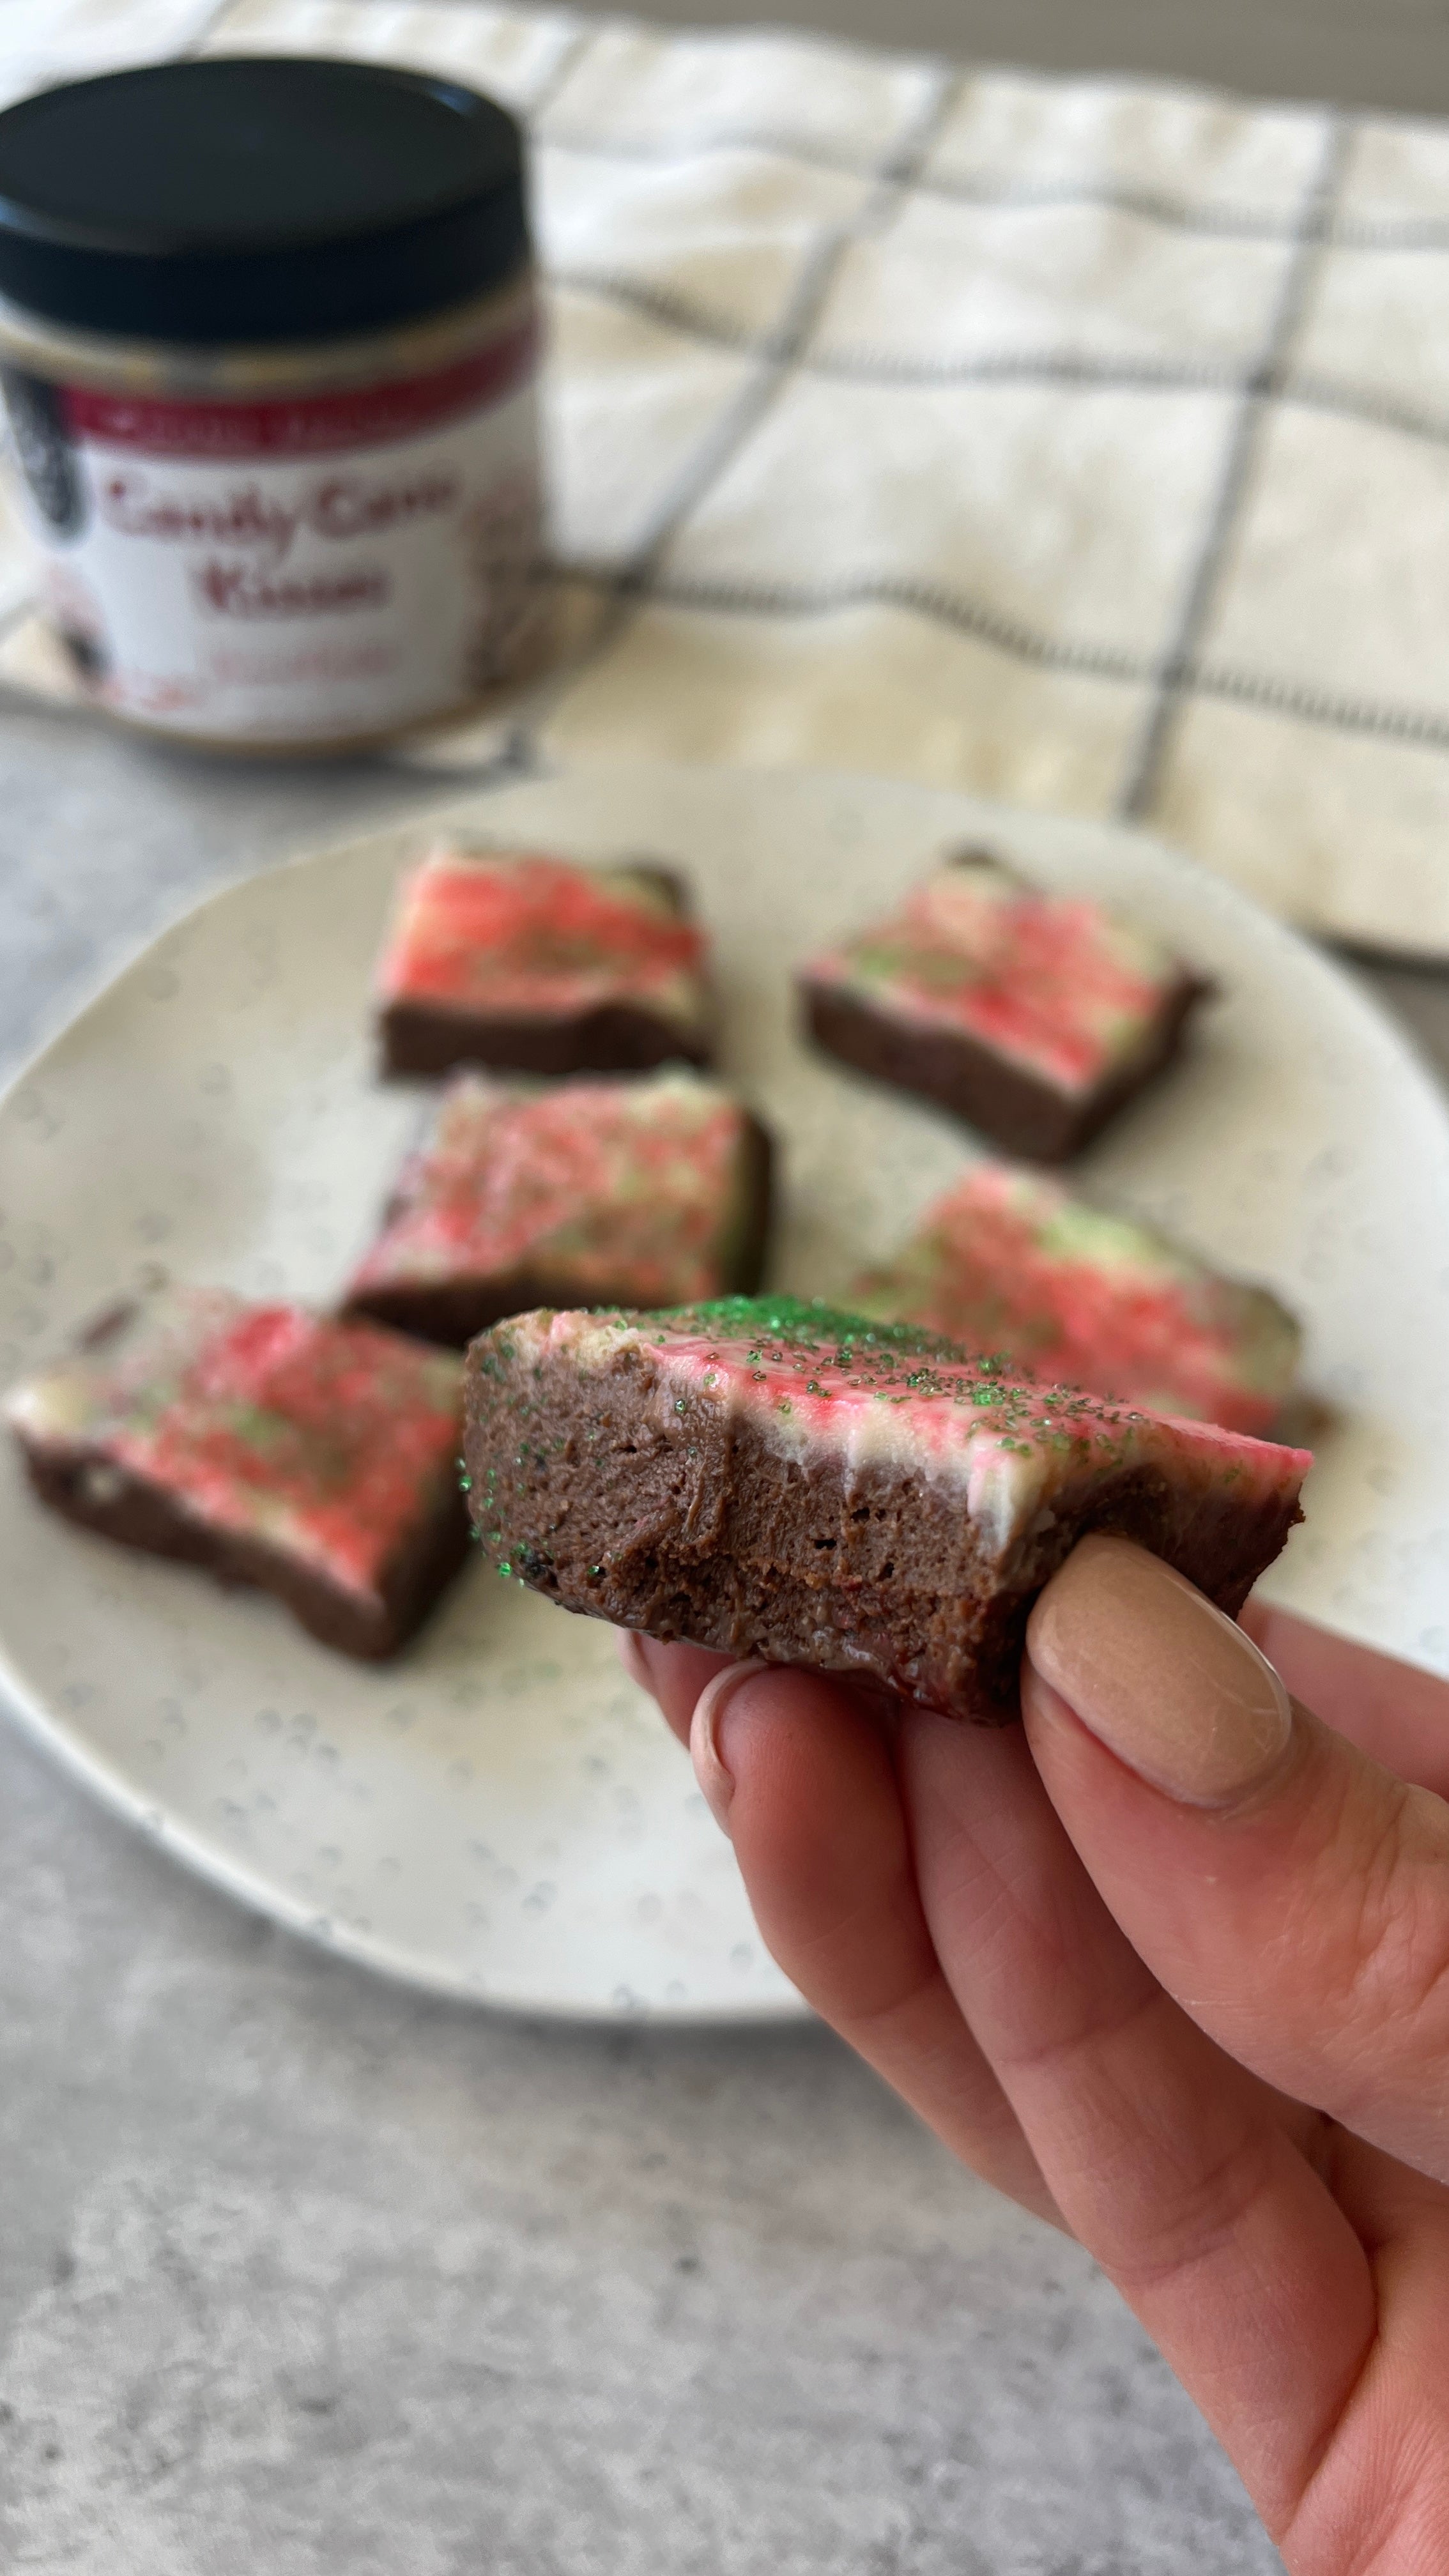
[0,56,529,346]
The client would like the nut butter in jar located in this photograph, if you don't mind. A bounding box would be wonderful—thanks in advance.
[0,56,548,751]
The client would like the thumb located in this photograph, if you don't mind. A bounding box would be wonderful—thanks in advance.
[1022,1537,1449,2184]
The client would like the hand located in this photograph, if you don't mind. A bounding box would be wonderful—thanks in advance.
[620,1543,1449,2572]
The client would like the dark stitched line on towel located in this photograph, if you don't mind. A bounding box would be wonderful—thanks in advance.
[1285,368,1449,451]
[549,270,1243,387]
[903,165,1303,239]
[560,560,1159,684]
[384,541,1449,776]
[177,0,253,56]
[615,61,963,584]
[497,59,965,767]
[1190,662,1449,755]
[523,19,600,122]
[1334,215,1449,250]
[1114,112,1353,822]
[551,561,1449,757]
[540,119,1323,240]
[540,122,1449,256]
[921,178,1449,254]
[551,271,1449,466]
[809,355,1449,455]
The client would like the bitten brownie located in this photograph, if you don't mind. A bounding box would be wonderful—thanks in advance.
[799,851,1208,1160]
[344,1068,774,1347]
[376,845,714,1078]
[5,1290,470,1660]
[462,1294,1310,1723]
[850,1161,1301,1436]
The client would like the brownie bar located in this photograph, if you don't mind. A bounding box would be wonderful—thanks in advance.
[376,847,714,1079]
[799,852,1208,1160]
[344,1068,774,1348]
[6,1291,470,1660]
[463,1295,1310,1724]
[851,1160,1301,1435]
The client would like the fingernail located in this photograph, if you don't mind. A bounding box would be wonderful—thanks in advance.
[617,1628,653,1692]
[1025,1535,1293,1807]
[690,1660,766,1836]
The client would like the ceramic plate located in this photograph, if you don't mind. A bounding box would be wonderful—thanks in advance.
[2,763,1448,2022]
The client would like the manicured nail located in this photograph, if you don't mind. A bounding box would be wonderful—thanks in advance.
[1025,1535,1293,1807]
[617,1628,653,1693]
[690,1660,766,1835]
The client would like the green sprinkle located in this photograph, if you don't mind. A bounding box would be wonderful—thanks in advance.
[657,1294,959,1361]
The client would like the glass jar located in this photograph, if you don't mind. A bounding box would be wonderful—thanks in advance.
[0,56,549,751]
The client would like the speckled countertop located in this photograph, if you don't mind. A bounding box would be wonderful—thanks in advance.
[3,704,1447,2576]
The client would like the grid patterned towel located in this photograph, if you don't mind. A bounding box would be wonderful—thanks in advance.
[6,1,1449,956]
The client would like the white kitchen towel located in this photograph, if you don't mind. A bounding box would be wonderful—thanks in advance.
[6,0,1449,954]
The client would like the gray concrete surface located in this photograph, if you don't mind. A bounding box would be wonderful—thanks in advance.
[3,698,1448,2575]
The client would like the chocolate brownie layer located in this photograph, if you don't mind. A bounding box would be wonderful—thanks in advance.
[381,998,713,1080]
[463,1296,1310,1723]
[804,973,1202,1161]
[6,1291,470,1661]
[346,1073,774,1348]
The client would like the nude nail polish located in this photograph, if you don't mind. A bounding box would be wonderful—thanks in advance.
[690,1660,766,1834]
[1025,1535,1293,1807]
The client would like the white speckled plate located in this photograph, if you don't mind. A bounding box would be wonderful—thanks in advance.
[1,764,1448,2021]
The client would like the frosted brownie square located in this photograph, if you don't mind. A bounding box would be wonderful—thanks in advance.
[344,1068,774,1347]
[850,1162,1301,1436]
[462,1294,1309,1722]
[799,852,1206,1159]
[376,845,714,1078]
[6,1291,468,1660]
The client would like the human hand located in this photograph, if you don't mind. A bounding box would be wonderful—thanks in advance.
[620,1544,1449,2571]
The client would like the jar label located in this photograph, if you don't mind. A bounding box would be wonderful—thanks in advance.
[0,314,544,745]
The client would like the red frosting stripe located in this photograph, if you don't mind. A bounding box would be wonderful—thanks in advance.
[62,315,540,460]
[106,1301,463,1597]
[376,851,707,1016]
